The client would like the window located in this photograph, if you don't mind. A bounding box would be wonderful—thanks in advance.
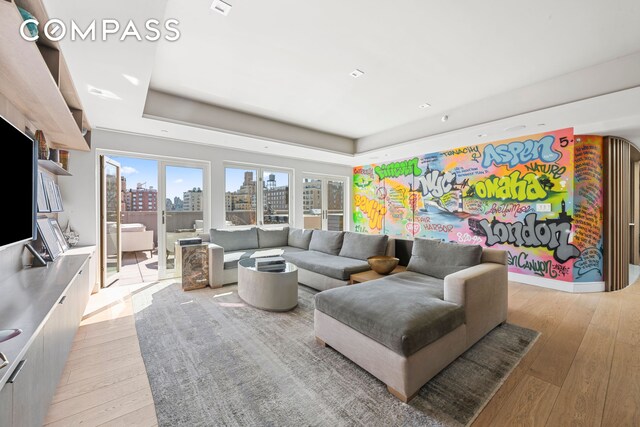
[263,171,290,225]
[225,166,291,227]
[302,176,346,231]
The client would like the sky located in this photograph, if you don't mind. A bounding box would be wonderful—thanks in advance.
[225,168,289,192]
[166,166,203,200]
[112,156,204,200]
[112,157,289,199]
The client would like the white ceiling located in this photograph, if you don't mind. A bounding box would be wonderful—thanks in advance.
[44,0,640,165]
[150,0,640,138]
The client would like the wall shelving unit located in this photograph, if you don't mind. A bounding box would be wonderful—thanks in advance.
[0,0,91,151]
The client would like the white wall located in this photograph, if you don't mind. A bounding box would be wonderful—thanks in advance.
[58,129,353,247]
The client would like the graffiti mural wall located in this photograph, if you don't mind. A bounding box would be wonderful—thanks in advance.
[572,135,604,282]
[352,129,604,283]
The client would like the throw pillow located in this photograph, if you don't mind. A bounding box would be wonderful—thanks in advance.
[407,238,482,279]
[210,228,259,252]
[339,232,389,260]
[258,227,289,248]
[288,228,313,249]
[308,230,345,255]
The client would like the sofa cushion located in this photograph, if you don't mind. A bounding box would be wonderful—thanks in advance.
[407,238,482,279]
[339,232,389,261]
[308,230,344,255]
[224,246,305,270]
[282,251,369,280]
[315,275,464,356]
[288,228,313,250]
[258,227,289,248]
[210,228,258,252]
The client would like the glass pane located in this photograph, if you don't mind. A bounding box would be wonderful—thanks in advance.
[327,180,345,231]
[165,166,204,273]
[263,171,290,225]
[303,178,322,230]
[112,156,159,281]
[225,168,257,226]
[105,162,120,279]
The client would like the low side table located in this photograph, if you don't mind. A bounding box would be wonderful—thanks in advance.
[349,265,407,285]
[175,242,209,291]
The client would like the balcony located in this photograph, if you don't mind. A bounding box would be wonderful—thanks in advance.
[118,210,204,277]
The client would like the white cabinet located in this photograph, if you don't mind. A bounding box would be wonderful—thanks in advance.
[9,331,46,427]
[0,250,95,427]
[0,381,12,427]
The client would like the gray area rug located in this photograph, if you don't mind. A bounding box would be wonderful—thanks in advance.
[132,282,539,427]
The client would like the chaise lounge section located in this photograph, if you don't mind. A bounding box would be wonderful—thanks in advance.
[314,238,508,402]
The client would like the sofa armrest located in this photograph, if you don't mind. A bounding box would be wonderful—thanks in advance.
[443,262,508,347]
[385,238,396,257]
[481,248,507,265]
[208,243,224,288]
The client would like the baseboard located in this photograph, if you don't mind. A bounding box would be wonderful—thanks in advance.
[508,272,605,293]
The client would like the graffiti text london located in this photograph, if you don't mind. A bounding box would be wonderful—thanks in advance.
[478,213,580,263]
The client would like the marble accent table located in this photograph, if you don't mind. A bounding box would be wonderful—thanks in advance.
[175,243,209,291]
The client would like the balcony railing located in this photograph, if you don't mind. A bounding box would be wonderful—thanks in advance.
[120,211,204,247]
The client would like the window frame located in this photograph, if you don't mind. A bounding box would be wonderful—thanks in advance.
[223,163,293,229]
[301,173,349,232]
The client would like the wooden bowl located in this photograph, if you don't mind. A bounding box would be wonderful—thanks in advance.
[367,256,400,275]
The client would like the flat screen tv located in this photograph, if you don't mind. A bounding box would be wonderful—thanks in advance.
[0,115,37,250]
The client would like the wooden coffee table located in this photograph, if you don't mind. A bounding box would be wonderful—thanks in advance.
[349,265,407,285]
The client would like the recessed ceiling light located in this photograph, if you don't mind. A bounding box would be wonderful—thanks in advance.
[264,146,269,149]
[441,115,449,122]
[211,0,232,16]
[161,129,169,133]
[478,133,488,138]
[350,69,364,78]
[504,125,527,132]
[87,85,121,100]
[537,123,546,127]
[419,103,431,109]
[123,74,139,86]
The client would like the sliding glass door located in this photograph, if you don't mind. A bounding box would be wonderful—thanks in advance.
[100,156,121,288]
[327,179,346,231]
[158,162,207,278]
[302,176,346,231]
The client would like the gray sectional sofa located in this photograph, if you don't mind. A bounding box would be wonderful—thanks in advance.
[200,227,394,291]
[314,238,508,402]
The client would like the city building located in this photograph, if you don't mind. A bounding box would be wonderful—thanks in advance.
[183,187,203,211]
[226,171,257,211]
[122,183,158,212]
[303,180,322,213]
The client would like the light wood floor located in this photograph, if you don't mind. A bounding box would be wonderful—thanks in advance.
[117,251,158,287]
[45,277,640,426]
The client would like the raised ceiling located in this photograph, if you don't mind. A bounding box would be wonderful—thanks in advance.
[150,0,640,138]
[44,0,640,165]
